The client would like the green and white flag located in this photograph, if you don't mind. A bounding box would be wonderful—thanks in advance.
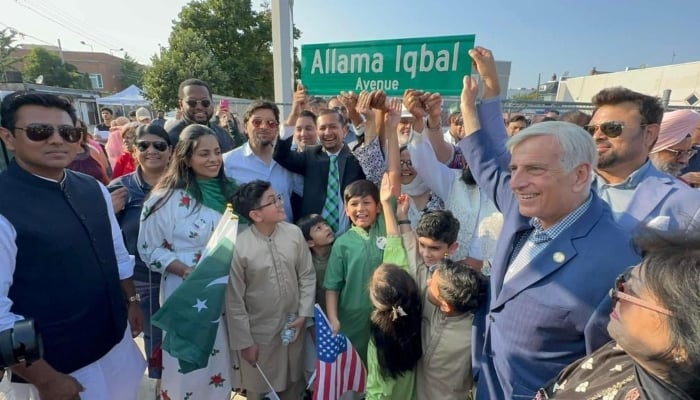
[152,207,238,373]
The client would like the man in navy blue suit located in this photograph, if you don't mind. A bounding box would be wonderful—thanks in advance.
[455,47,640,399]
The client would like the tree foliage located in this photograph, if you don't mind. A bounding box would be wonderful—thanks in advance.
[0,28,23,79]
[23,48,91,89]
[142,0,301,109]
[119,52,145,89]
[142,29,226,110]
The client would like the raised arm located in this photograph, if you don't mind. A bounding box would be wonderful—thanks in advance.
[384,98,403,197]
[284,82,308,127]
[456,46,515,213]
[408,134,455,201]
[273,134,307,175]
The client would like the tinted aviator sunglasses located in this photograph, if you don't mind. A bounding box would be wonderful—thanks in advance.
[136,140,169,152]
[584,121,649,138]
[610,268,673,316]
[250,119,279,129]
[14,123,83,143]
[184,99,211,108]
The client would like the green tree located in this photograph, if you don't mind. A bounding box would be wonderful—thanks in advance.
[119,52,144,89]
[23,48,74,87]
[142,29,226,110]
[0,28,23,79]
[142,0,301,107]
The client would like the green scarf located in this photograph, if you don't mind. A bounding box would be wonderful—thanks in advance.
[189,178,237,214]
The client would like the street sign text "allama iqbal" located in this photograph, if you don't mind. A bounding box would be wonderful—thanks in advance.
[301,35,475,96]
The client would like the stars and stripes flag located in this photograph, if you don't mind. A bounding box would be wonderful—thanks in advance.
[152,206,238,373]
[313,304,366,400]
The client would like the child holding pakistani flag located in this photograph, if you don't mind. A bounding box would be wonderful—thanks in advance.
[226,179,316,400]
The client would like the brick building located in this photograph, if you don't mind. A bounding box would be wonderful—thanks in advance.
[10,44,127,93]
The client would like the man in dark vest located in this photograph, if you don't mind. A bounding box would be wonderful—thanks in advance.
[0,92,145,399]
[167,78,235,152]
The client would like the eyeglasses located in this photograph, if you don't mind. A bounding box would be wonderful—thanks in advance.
[332,106,348,113]
[250,119,279,129]
[399,159,413,167]
[610,268,673,316]
[584,121,648,138]
[14,124,83,143]
[255,193,284,210]
[454,118,464,126]
[184,99,212,108]
[136,140,169,152]
[663,148,697,159]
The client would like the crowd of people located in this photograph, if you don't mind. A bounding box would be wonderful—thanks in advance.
[0,45,699,400]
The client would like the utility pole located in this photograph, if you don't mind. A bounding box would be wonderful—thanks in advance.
[57,39,65,64]
[271,0,294,117]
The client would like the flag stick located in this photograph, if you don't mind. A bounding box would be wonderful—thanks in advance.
[255,364,281,400]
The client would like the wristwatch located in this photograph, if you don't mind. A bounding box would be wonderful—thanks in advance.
[127,293,141,304]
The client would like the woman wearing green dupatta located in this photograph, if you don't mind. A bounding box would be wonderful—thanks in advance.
[138,124,238,399]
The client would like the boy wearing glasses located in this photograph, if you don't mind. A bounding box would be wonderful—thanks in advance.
[167,78,234,152]
[0,92,146,398]
[226,179,316,400]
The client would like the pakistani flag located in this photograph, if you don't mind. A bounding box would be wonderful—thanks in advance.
[152,206,239,373]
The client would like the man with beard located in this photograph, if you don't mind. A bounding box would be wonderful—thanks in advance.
[274,109,365,234]
[223,100,301,222]
[650,109,700,178]
[167,79,234,152]
[586,87,700,232]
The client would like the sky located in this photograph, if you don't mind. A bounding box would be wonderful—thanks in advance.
[3,0,700,90]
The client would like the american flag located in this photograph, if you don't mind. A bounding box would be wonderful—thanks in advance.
[313,304,366,400]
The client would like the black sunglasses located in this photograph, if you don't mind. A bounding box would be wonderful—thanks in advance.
[584,121,649,138]
[136,140,169,152]
[14,124,83,143]
[185,99,212,108]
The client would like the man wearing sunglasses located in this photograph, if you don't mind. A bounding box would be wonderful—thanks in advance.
[166,78,234,152]
[587,87,700,232]
[223,100,302,222]
[0,92,146,398]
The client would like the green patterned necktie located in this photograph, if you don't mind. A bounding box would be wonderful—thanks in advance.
[322,155,340,232]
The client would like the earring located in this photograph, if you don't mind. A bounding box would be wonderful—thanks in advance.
[444,252,449,259]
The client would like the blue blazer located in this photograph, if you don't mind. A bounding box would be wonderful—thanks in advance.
[459,99,641,399]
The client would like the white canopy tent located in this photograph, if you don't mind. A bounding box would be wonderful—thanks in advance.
[97,85,150,116]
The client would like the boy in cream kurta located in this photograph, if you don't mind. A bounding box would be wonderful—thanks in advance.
[226,180,316,400]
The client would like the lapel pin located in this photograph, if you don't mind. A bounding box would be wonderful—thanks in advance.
[553,252,566,263]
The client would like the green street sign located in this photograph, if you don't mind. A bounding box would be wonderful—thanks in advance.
[301,34,475,96]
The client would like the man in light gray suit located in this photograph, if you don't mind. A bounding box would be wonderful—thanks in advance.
[586,87,700,232]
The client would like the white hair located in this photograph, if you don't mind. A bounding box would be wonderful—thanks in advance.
[506,121,597,189]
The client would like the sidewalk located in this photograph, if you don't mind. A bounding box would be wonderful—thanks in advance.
[134,336,246,400]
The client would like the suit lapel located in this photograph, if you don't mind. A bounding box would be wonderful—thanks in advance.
[492,220,531,298]
[492,193,603,310]
[337,145,349,184]
[493,238,578,309]
[616,173,673,230]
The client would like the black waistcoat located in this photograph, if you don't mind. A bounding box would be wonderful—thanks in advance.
[0,161,127,375]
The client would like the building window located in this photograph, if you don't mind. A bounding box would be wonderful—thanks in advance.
[89,73,104,89]
[686,93,699,106]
